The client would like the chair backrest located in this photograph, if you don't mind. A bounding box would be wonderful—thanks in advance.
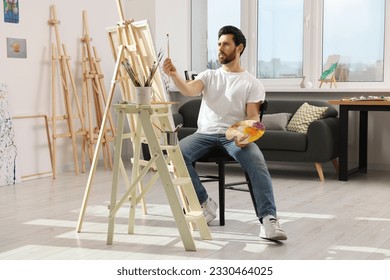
[260,100,268,121]
[178,98,201,128]
[265,100,338,118]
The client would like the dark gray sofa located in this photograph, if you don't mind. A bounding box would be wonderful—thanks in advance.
[173,99,339,181]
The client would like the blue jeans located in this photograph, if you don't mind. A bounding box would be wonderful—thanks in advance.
[179,133,277,219]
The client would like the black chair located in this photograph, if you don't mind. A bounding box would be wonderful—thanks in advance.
[195,101,267,225]
[143,100,268,226]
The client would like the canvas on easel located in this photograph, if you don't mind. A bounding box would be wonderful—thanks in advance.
[319,54,340,88]
[106,21,169,103]
[106,21,172,145]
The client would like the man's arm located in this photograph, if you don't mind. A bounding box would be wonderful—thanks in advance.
[234,102,261,148]
[163,58,204,97]
[246,102,261,121]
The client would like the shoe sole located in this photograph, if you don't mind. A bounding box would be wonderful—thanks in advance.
[205,214,217,224]
[260,235,287,242]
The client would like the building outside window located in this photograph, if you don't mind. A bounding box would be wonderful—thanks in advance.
[257,0,304,79]
[207,0,240,69]
[323,0,385,82]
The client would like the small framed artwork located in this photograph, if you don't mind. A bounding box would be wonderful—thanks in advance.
[320,54,340,80]
[319,54,340,88]
[3,0,19,24]
[6,38,27,58]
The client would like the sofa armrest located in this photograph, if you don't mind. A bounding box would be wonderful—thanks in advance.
[306,117,339,162]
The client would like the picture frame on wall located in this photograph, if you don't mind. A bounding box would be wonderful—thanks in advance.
[6,38,27,58]
[3,0,19,24]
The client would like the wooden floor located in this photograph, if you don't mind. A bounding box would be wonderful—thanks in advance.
[1,161,390,260]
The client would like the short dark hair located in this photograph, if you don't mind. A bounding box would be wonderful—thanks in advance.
[218,25,246,56]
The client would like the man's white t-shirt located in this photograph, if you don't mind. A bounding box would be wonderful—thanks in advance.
[195,68,265,134]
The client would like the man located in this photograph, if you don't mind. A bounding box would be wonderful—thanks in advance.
[162,25,287,241]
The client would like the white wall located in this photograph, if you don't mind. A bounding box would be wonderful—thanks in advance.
[1,0,118,178]
[125,0,191,80]
[154,0,191,81]
[0,0,190,179]
[125,0,155,31]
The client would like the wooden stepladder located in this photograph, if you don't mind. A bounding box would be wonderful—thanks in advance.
[48,5,87,178]
[108,103,211,251]
[81,10,115,170]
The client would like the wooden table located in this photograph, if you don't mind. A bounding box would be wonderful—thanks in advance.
[329,99,390,181]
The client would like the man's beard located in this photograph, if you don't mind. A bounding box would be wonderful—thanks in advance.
[218,50,237,65]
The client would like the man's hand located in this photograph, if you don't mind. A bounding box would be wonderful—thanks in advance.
[234,134,249,148]
[163,58,177,78]
[162,58,204,97]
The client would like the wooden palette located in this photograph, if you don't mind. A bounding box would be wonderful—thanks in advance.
[226,120,266,144]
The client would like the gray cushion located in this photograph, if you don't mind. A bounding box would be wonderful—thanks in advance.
[262,113,292,130]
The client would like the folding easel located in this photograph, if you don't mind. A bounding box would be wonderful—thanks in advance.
[319,54,340,88]
[76,0,210,251]
[48,5,86,178]
[81,10,115,170]
[319,75,337,88]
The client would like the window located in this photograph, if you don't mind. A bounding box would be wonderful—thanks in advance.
[192,0,388,85]
[207,0,241,69]
[323,0,385,82]
[191,0,240,72]
[257,0,304,79]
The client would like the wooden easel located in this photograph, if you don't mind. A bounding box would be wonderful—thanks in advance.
[81,10,115,170]
[76,0,210,250]
[319,54,340,88]
[77,0,168,232]
[319,75,337,88]
[48,5,86,178]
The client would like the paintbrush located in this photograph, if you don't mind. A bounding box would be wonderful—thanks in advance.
[167,33,170,58]
[166,33,171,88]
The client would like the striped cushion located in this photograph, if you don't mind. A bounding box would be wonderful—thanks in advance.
[286,102,328,134]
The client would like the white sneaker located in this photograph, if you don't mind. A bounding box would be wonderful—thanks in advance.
[201,197,218,224]
[260,215,287,241]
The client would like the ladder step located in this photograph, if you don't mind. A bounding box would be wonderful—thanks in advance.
[172,177,192,186]
[184,211,204,222]
[160,144,178,150]
[132,159,175,173]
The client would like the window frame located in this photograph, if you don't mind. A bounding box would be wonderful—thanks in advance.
[192,0,390,89]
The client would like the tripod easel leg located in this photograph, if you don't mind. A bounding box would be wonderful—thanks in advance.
[77,45,126,232]
[107,108,126,245]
